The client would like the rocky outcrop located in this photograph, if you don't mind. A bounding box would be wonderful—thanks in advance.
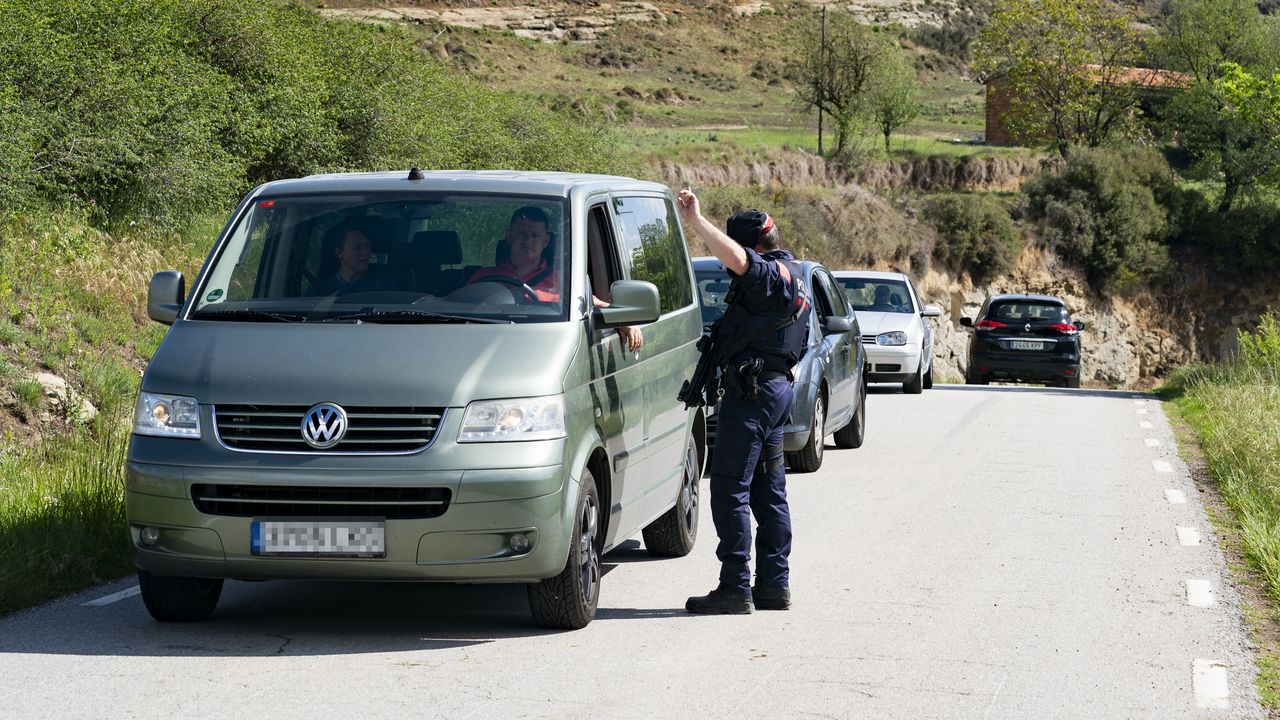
[33,372,98,423]
[320,3,666,43]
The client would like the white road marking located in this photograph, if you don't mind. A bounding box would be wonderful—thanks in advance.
[1176,526,1202,546]
[1134,399,1147,405]
[1145,438,1161,448]
[1139,420,1154,429]
[1165,489,1187,504]
[1193,659,1231,709]
[1186,579,1216,608]
[1136,407,1149,415]
[1152,460,1173,473]
[83,585,140,607]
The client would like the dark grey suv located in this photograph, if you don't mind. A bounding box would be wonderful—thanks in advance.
[960,294,1085,388]
[693,256,867,472]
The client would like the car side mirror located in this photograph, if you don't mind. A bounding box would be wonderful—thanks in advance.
[959,316,973,328]
[1074,320,1085,331]
[921,303,943,318]
[823,316,852,334]
[147,270,185,325]
[595,280,660,327]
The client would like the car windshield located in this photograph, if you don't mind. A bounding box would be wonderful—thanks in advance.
[695,270,732,326]
[837,277,913,314]
[988,301,1067,323]
[190,192,570,324]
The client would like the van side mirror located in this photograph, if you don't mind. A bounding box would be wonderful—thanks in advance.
[595,280,660,327]
[148,271,185,325]
[1074,320,1085,331]
[921,304,943,318]
[823,316,852,334]
[959,316,973,327]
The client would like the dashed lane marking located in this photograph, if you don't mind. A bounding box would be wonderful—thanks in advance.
[1153,460,1173,473]
[1165,489,1187,504]
[83,585,141,607]
[1186,579,1216,608]
[1193,659,1230,709]
[1139,420,1154,429]
[1145,438,1161,448]
[1176,526,1201,546]
[1136,407,1149,415]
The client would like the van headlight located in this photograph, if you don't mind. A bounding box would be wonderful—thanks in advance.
[877,331,908,346]
[133,393,201,438]
[458,394,566,443]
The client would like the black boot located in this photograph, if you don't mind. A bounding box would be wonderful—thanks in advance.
[685,585,753,614]
[751,585,791,610]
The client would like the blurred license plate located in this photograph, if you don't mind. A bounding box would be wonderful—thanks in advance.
[1009,340,1047,351]
[251,520,385,557]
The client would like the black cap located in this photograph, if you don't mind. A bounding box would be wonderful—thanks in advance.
[725,209,774,248]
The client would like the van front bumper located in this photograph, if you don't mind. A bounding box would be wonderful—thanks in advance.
[125,461,572,583]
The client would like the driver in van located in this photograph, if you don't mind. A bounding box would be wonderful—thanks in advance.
[307,224,399,296]
[469,206,643,351]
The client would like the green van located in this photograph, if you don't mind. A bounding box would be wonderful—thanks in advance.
[128,170,705,629]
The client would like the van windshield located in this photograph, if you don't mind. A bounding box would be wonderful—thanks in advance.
[190,193,571,323]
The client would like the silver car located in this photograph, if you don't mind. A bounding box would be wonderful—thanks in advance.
[694,257,867,472]
[834,270,943,394]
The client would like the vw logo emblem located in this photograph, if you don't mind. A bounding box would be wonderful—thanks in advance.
[301,403,348,449]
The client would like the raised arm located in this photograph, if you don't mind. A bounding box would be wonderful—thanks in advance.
[676,189,748,276]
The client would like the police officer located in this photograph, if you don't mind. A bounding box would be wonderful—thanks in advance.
[676,189,809,614]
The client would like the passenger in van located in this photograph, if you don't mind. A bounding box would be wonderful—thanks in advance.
[469,207,643,351]
[307,224,399,297]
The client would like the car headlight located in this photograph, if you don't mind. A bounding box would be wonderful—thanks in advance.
[877,331,908,346]
[133,393,201,438]
[458,394,566,442]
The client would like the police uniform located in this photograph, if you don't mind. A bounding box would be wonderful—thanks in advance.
[687,213,809,615]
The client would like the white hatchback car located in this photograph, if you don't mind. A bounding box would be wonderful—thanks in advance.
[834,271,942,394]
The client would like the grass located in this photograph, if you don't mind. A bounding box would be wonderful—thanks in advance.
[1161,313,1280,706]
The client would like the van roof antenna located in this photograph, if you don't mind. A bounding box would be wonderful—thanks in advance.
[408,167,425,181]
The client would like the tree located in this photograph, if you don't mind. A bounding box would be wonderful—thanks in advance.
[1158,0,1280,212]
[1217,63,1280,153]
[973,0,1146,157]
[789,13,885,157]
[868,44,920,153]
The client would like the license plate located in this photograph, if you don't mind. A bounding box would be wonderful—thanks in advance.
[1009,340,1047,351]
[251,520,385,558]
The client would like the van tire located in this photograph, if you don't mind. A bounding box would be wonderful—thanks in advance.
[528,471,601,629]
[787,392,825,473]
[833,377,866,449]
[137,570,223,622]
[643,438,700,557]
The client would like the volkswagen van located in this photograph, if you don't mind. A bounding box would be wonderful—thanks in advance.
[128,170,705,629]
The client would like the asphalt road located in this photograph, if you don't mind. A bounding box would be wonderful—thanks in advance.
[0,384,1263,718]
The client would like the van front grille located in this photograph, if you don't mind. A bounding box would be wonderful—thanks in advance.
[861,334,878,345]
[192,484,451,519]
[213,404,443,454]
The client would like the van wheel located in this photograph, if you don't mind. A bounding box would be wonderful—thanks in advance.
[137,570,223,622]
[528,470,601,629]
[833,377,866,449]
[787,392,825,473]
[642,438,700,557]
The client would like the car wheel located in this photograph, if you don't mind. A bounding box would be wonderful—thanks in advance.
[787,392,825,473]
[965,367,988,385]
[923,361,934,390]
[528,470,602,629]
[833,376,866,449]
[903,357,924,395]
[137,570,223,622]
[642,438,700,557]
[1065,375,1081,389]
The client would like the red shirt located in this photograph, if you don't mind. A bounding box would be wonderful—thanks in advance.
[468,260,561,302]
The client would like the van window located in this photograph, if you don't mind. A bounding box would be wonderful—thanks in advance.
[191,193,570,324]
[613,196,694,315]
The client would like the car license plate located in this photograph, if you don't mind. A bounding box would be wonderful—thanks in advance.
[1009,340,1047,351]
[251,520,385,558]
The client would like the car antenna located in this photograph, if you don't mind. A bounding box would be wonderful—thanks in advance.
[408,167,424,181]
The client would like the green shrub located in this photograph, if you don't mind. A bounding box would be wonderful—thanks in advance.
[1240,312,1280,373]
[81,357,138,421]
[1184,199,1280,282]
[1023,147,1193,289]
[14,378,42,412]
[0,0,620,223]
[924,194,1024,282]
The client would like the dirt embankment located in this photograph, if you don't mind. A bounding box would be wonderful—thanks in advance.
[652,151,1047,193]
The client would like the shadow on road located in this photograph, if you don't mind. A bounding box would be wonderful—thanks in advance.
[0,541,671,658]
[867,383,1151,400]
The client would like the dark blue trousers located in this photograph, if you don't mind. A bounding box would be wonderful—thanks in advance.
[708,376,794,592]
